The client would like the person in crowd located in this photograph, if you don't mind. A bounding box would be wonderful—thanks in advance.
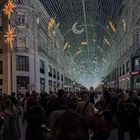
[76,94,96,129]
[89,87,95,104]
[25,105,48,140]
[22,92,30,123]
[117,91,139,140]
[49,110,89,140]
[0,96,20,140]
[53,89,70,110]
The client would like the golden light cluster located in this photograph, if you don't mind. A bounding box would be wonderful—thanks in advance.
[3,0,16,19]
[108,21,116,32]
[81,41,88,45]
[3,0,16,48]
[63,42,70,50]
[48,17,56,30]
[4,27,16,48]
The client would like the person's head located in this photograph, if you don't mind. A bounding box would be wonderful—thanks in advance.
[27,105,45,126]
[1,97,14,111]
[129,91,137,98]
[83,94,90,102]
[118,93,125,100]
[50,111,89,140]
[11,92,16,97]
[57,89,65,97]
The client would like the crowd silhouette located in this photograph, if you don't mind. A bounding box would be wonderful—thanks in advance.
[0,88,140,140]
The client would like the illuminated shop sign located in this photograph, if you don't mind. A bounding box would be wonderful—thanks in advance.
[131,71,139,75]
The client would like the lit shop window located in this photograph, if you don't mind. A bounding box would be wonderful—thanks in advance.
[134,58,140,70]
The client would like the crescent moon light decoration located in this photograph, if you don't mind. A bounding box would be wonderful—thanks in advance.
[72,23,84,34]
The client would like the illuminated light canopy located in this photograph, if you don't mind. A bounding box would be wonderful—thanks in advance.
[108,21,116,32]
[48,17,56,30]
[3,0,16,19]
[4,27,16,48]
[81,41,88,45]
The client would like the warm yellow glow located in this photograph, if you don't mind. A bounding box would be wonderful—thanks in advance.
[104,37,110,46]
[4,26,16,48]
[3,0,16,19]
[63,42,69,50]
[108,21,116,32]
[48,17,56,30]
[76,49,82,55]
[81,41,88,45]
[122,19,126,32]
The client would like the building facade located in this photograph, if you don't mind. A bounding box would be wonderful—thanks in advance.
[0,0,83,95]
[105,0,140,91]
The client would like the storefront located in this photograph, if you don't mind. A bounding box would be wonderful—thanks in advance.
[119,74,131,90]
[17,76,29,94]
[131,56,140,90]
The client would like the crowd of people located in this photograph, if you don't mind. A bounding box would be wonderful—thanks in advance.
[0,88,140,140]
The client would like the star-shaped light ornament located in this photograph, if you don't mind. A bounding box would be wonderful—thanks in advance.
[4,27,16,48]
[3,0,16,19]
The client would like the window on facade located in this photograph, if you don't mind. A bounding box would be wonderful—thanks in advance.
[17,14,26,27]
[18,36,26,48]
[120,67,122,76]
[53,82,56,92]
[61,74,63,81]
[126,61,130,73]
[123,64,125,75]
[40,60,45,74]
[57,71,60,80]
[40,78,45,92]
[16,56,29,71]
[134,58,140,71]
[0,61,2,74]
[0,79,2,85]
[17,0,24,4]
[49,80,52,91]
[53,68,56,78]
[48,65,52,77]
